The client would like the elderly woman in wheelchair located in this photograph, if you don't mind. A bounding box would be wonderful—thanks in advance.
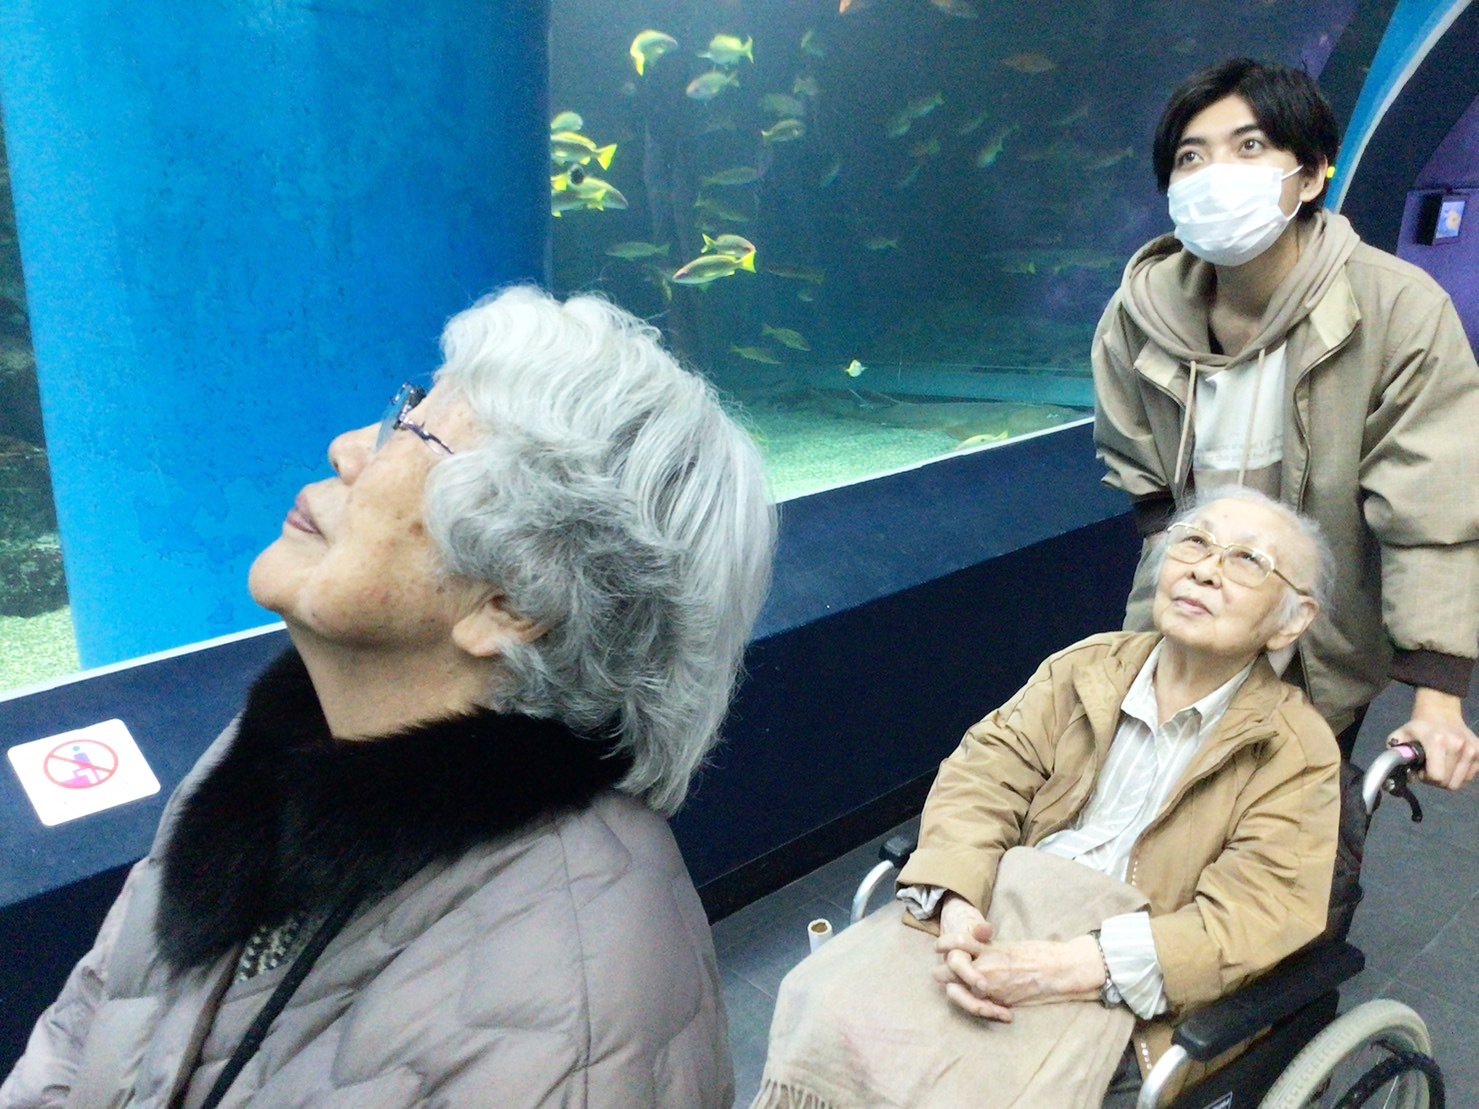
[754,487,1417,1108]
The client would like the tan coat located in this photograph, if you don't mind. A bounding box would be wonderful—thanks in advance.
[1093,212,1479,732]
[897,632,1341,1086]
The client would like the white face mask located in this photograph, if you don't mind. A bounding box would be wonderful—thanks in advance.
[1167,164,1302,266]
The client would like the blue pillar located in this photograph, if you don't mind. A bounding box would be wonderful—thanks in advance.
[0,0,549,667]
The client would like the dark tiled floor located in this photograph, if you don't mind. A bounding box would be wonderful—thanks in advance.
[716,676,1479,1107]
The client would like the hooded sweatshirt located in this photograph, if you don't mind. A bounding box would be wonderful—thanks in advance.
[1119,211,1361,504]
[1094,211,1479,732]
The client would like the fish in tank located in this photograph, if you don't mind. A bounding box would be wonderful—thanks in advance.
[548,0,1393,501]
[0,0,1398,693]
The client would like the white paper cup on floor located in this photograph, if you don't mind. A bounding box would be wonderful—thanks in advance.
[807,918,833,953]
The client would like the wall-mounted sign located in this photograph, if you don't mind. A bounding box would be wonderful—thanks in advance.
[1417,192,1467,245]
[7,719,160,826]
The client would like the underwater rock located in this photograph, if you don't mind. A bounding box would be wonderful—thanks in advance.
[0,335,47,449]
[0,436,67,618]
[0,533,66,617]
[0,434,59,544]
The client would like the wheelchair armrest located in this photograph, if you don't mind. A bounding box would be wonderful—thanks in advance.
[1141,942,1364,1107]
[848,834,921,925]
[1171,940,1364,1061]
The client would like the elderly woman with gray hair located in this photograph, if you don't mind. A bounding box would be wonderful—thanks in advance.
[3,286,776,1107]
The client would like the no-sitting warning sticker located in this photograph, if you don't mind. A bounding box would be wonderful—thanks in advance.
[8,719,161,826]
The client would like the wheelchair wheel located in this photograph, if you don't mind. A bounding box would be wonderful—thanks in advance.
[1259,999,1441,1109]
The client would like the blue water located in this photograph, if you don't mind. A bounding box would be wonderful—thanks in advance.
[0,0,1397,690]
[548,0,1381,450]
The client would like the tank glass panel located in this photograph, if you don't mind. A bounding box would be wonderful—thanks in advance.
[549,0,1387,501]
[0,3,1395,692]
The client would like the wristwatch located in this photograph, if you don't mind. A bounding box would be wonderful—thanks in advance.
[1088,929,1123,1008]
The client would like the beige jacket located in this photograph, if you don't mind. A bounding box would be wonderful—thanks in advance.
[1093,212,1479,732]
[897,632,1341,1087]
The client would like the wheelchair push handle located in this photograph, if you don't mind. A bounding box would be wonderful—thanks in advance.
[1361,742,1426,823]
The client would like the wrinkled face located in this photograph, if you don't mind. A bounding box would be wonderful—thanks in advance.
[1171,94,1324,217]
[1152,498,1314,663]
[249,383,487,648]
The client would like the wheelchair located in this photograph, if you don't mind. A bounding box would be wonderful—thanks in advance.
[845,744,1446,1109]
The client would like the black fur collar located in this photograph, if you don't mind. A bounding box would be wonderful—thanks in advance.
[156,649,631,970]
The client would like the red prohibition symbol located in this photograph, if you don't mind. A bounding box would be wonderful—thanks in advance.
[43,739,119,790]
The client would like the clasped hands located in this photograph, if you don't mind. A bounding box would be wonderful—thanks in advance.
[933,893,1105,1022]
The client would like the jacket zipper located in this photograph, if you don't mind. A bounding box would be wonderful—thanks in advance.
[1289,336,1352,512]
[1028,714,1116,842]
[1285,327,1355,705]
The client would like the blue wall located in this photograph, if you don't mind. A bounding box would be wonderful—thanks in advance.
[1397,93,1479,348]
[1328,0,1472,212]
[0,0,549,667]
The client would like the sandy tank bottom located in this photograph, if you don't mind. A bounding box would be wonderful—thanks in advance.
[2,606,80,694]
[745,404,967,502]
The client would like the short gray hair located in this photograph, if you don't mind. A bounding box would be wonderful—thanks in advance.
[1159,486,1334,624]
[423,286,777,813]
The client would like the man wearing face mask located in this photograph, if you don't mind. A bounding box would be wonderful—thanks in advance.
[1093,58,1479,791]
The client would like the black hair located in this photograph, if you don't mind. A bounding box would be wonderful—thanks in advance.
[1152,58,1341,220]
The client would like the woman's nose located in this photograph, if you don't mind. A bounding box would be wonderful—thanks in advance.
[328,424,378,480]
[1190,552,1223,583]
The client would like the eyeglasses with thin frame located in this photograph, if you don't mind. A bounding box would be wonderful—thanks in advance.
[1165,522,1310,594]
[376,383,455,455]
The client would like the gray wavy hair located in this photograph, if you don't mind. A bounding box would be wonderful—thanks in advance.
[1160,486,1334,623]
[423,286,777,814]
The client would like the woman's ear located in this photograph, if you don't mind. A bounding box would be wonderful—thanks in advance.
[1264,595,1319,654]
[451,592,547,659]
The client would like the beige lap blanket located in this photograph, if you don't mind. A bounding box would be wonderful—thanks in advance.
[754,848,1150,1108]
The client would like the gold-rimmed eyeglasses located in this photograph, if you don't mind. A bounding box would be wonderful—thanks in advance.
[1165,522,1310,594]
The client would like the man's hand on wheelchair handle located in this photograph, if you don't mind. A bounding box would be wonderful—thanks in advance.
[1392,688,1479,791]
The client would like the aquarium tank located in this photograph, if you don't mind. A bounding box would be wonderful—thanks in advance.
[1,108,79,692]
[548,0,1390,501]
[0,0,1395,694]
